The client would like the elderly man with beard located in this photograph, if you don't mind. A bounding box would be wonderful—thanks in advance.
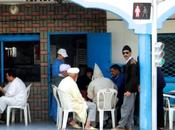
[58,67,97,130]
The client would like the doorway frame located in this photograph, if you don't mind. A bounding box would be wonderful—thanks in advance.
[47,32,87,109]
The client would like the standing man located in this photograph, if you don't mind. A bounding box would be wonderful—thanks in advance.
[110,64,124,124]
[52,48,68,86]
[157,67,166,130]
[50,48,68,122]
[50,64,71,123]
[0,69,27,117]
[113,45,139,130]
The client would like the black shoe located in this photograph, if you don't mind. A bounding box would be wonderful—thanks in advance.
[158,127,164,130]
[95,122,99,128]
[0,120,5,124]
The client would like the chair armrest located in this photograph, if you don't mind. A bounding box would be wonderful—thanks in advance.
[163,93,175,99]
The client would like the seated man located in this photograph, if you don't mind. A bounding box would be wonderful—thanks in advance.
[0,69,27,119]
[110,64,125,123]
[50,64,71,122]
[77,67,93,100]
[88,64,117,103]
[58,67,97,129]
[87,64,118,123]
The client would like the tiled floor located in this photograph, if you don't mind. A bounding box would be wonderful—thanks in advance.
[0,121,57,130]
[0,121,172,130]
[0,121,139,130]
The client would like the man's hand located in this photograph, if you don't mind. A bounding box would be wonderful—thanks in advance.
[0,87,5,94]
[0,87,3,92]
[124,91,131,96]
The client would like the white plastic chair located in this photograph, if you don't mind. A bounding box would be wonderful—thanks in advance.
[6,83,32,126]
[163,93,175,130]
[52,85,62,128]
[164,96,169,127]
[57,88,85,129]
[97,88,118,129]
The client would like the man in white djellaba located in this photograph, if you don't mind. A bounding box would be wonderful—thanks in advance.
[0,69,27,115]
[87,64,118,123]
[58,67,97,130]
[87,63,118,103]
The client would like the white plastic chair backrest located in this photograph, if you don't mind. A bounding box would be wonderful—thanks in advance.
[26,83,32,100]
[52,85,61,107]
[97,88,118,110]
[164,97,170,109]
[57,88,73,110]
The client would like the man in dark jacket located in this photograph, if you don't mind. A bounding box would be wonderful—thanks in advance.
[157,67,166,130]
[113,45,139,130]
[110,64,124,124]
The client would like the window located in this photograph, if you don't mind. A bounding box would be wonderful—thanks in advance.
[4,41,40,82]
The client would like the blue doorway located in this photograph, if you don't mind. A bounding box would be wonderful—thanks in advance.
[48,32,112,120]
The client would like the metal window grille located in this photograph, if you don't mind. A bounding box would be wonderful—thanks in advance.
[158,34,175,77]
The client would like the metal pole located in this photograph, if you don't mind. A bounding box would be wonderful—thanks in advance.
[152,0,157,130]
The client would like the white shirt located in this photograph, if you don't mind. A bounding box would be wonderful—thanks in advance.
[0,77,27,113]
[4,77,27,105]
[126,56,132,64]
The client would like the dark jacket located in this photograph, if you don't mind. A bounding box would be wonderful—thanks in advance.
[123,58,139,93]
[157,67,166,128]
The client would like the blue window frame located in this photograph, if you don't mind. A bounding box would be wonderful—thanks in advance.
[0,34,40,83]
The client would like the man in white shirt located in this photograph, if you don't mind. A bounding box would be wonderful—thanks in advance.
[0,69,27,115]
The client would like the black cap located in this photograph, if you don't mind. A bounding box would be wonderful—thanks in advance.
[86,67,93,73]
[122,45,132,52]
[110,64,121,72]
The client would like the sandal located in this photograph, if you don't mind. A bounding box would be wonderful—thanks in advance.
[85,126,97,130]
[71,123,81,128]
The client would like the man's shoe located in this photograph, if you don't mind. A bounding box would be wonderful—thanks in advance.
[89,126,97,130]
[158,127,164,130]
[125,128,132,130]
[112,127,125,130]
[85,126,97,130]
[0,120,5,124]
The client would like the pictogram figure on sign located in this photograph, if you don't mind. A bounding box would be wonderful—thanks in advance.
[142,6,148,18]
[135,5,141,17]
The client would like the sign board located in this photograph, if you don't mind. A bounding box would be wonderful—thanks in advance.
[133,3,151,20]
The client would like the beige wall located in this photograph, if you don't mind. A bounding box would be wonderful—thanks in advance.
[107,12,138,64]
[107,11,175,65]
[158,19,175,33]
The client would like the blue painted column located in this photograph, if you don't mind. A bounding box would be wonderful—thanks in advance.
[47,33,51,112]
[138,34,152,130]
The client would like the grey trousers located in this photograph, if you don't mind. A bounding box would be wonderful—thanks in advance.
[117,93,136,128]
[86,101,96,122]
